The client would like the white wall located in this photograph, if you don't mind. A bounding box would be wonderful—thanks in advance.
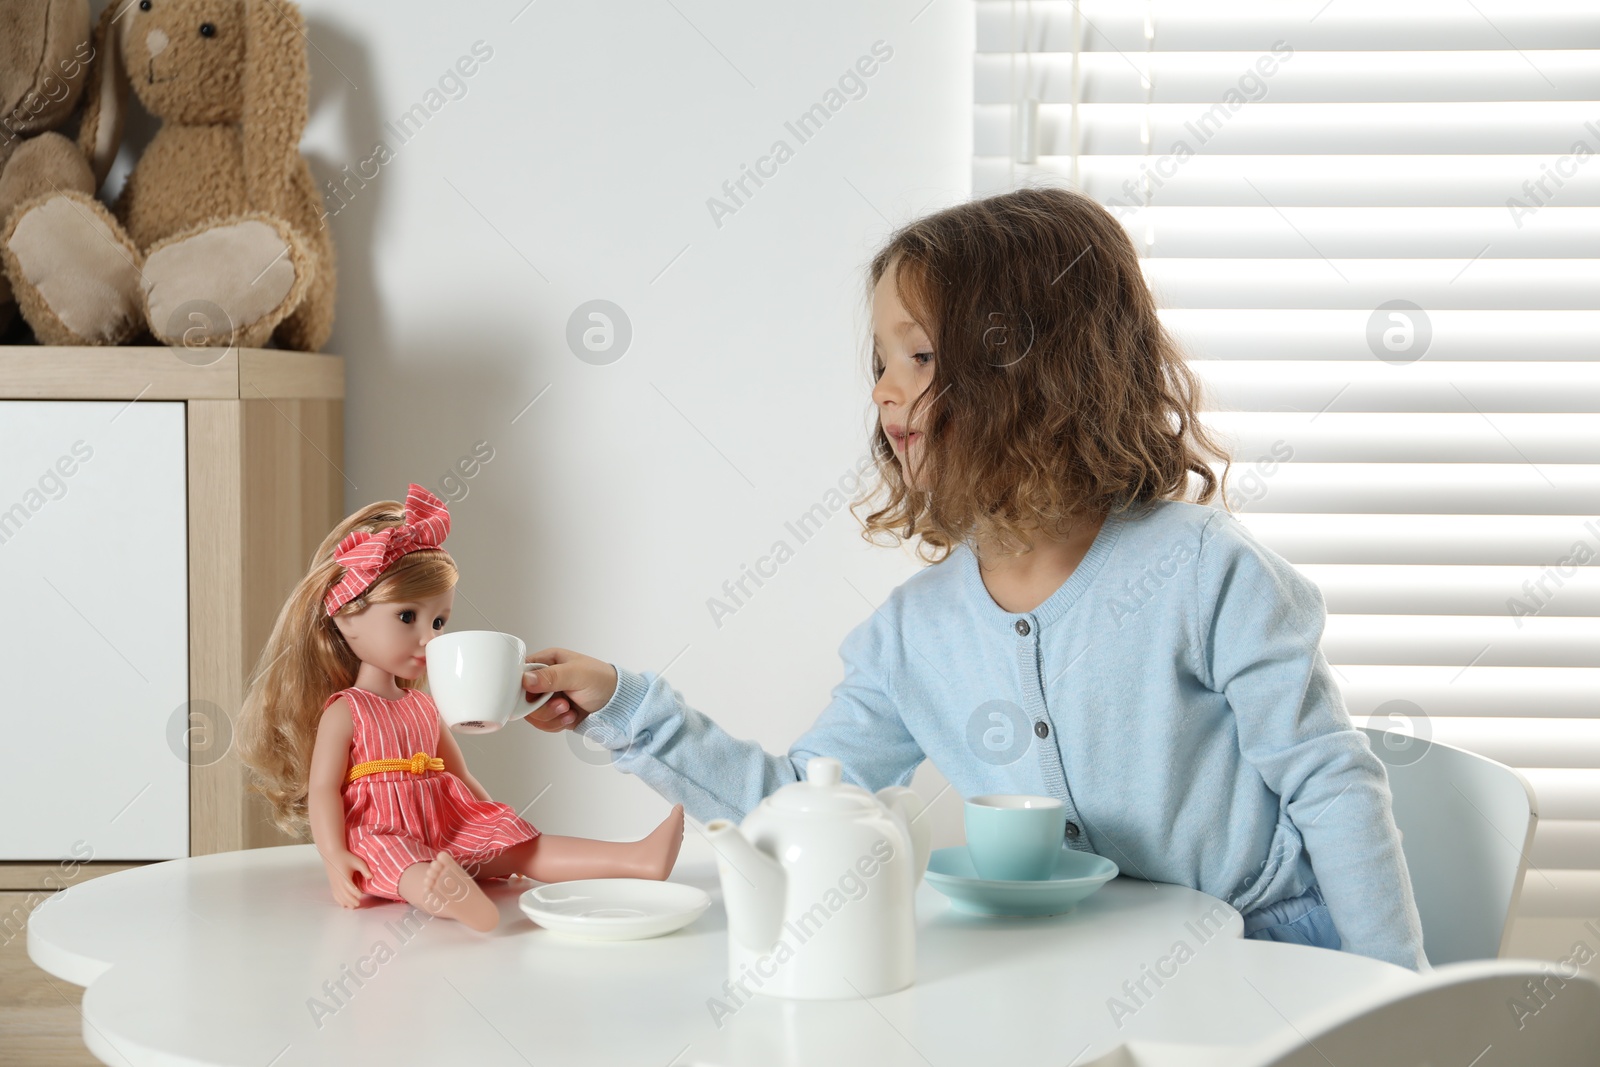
[261,0,975,844]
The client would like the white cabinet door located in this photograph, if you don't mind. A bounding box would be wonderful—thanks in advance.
[0,401,189,860]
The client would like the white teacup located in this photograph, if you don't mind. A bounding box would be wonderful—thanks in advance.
[425,630,551,734]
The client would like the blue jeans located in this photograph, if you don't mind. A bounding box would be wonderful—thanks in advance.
[1241,883,1342,951]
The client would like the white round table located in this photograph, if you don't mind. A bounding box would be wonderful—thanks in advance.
[28,837,1421,1066]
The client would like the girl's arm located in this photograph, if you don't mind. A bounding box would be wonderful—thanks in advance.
[1197,510,1429,972]
[434,718,494,803]
[525,611,925,825]
[309,698,369,907]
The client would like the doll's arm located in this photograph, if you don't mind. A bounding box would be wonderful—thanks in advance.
[434,719,494,804]
[309,698,370,907]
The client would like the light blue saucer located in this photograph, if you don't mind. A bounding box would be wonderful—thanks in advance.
[925,845,1119,917]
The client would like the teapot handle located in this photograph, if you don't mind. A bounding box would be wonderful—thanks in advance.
[876,785,932,883]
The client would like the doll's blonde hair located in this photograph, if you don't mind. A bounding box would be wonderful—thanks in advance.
[237,498,458,838]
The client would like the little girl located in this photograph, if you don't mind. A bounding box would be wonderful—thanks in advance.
[238,483,683,932]
[520,185,1428,972]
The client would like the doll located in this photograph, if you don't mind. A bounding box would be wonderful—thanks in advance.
[238,483,684,932]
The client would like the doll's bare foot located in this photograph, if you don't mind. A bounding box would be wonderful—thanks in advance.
[1,192,143,345]
[513,805,687,883]
[142,215,310,350]
[631,804,685,880]
[402,851,498,932]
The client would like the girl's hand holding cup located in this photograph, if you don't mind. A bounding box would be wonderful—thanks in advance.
[521,648,619,732]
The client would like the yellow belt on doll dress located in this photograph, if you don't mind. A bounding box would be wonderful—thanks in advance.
[347,752,444,783]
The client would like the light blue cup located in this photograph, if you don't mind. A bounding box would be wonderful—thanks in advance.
[964,794,1068,881]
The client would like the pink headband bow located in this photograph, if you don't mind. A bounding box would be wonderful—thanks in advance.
[323,483,451,616]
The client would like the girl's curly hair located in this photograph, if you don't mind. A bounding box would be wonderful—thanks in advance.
[853,183,1233,563]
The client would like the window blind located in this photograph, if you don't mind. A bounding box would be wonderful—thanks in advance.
[975,0,1600,926]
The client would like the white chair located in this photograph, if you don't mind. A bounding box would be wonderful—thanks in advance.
[1356,724,1539,965]
[1085,960,1600,1067]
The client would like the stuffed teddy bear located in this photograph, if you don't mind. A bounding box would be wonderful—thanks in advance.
[0,0,103,338]
[1,0,335,352]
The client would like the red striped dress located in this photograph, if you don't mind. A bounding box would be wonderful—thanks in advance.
[326,685,539,901]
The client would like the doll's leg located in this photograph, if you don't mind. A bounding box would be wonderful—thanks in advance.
[396,851,499,932]
[494,804,686,883]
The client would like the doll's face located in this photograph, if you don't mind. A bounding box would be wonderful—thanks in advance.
[332,587,455,681]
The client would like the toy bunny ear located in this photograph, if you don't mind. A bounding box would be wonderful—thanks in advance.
[243,0,310,215]
[76,0,130,190]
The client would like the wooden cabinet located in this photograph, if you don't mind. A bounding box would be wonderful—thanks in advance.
[0,347,344,887]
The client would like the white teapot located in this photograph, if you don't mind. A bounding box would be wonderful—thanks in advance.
[703,756,932,1000]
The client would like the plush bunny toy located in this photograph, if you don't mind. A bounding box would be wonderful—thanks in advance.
[0,0,101,338]
[1,0,335,351]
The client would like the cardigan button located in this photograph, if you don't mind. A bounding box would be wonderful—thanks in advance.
[1065,821,1080,840]
[1034,720,1049,739]
[1015,619,1031,636]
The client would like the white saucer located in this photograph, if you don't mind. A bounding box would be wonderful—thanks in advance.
[518,879,711,941]
[925,845,1119,917]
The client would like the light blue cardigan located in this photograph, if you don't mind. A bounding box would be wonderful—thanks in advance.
[576,498,1429,972]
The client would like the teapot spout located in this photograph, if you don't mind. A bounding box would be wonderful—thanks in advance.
[704,818,786,952]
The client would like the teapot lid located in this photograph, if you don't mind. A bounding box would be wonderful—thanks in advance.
[769,756,877,814]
